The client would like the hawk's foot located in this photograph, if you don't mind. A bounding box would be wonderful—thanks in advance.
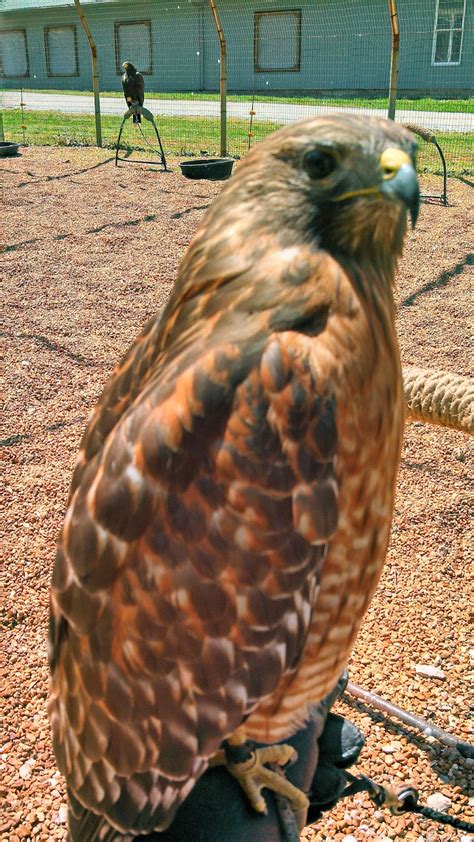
[212,732,309,816]
[228,743,309,815]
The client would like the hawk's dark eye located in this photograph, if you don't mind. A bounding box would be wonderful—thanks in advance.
[303,149,336,180]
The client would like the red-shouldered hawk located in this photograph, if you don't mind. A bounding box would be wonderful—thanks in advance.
[121,61,145,124]
[49,114,419,839]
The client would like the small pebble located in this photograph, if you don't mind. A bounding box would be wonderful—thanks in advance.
[55,804,68,824]
[426,792,452,812]
[414,664,446,679]
[18,759,35,780]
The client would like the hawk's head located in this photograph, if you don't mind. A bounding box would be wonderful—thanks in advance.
[226,114,419,264]
[122,61,136,75]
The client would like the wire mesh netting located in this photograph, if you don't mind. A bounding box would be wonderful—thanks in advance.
[1,0,473,176]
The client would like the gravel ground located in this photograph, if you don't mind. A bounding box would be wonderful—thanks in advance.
[1,147,473,841]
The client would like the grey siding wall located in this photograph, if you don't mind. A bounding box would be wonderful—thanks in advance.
[1,0,205,91]
[398,0,473,96]
[1,0,472,95]
[202,0,392,93]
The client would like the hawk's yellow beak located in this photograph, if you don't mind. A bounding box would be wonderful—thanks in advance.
[380,148,411,178]
[380,147,420,227]
[333,147,419,227]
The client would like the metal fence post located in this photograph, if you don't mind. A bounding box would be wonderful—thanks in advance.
[388,0,400,121]
[74,0,102,147]
[209,0,227,157]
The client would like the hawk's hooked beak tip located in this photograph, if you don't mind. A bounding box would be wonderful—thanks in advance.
[380,148,420,228]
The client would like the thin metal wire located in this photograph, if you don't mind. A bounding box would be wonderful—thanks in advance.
[137,120,162,155]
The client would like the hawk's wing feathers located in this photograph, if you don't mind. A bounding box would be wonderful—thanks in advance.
[136,72,145,106]
[121,69,144,107]
[50,313,339,835]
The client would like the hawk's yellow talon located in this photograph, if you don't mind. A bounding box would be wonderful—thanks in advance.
[223,743,309,815]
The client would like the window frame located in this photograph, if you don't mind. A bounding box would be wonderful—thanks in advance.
[114,20,153,75]
[44,25,79,77]
[431,0,466,66]
[0,29,30,78]
[254,9,302,74]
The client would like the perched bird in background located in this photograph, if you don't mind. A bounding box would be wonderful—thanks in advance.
[121,61,145,123]
[48,114,419,840]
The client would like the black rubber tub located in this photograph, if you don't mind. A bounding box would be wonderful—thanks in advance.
[0,141,20,158]
[179,158,235,180]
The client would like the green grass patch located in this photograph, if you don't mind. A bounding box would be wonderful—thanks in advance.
[4,108,473,176]
[11,88,474,114]
[3,108,280,159]
[415,132,473,176]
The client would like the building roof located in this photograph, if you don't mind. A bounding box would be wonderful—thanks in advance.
[2,0,117,12]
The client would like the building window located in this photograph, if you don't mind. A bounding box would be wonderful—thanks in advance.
[44,26,79,76]
[432,0,466,65]
[0,30,29,78]
[254,10,302,73]
[114,21,152,74]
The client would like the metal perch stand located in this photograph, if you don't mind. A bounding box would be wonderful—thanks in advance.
[115,105,168,170]
[345,682,474,759]
[404,123,448,205]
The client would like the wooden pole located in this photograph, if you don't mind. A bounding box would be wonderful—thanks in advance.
[209,0,227,157]
[388,0,400,121]
[74,0,102,147]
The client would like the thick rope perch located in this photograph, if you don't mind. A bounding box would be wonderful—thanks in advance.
[402,365,473,434]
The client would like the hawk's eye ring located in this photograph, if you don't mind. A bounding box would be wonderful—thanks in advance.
[303,149,336,180]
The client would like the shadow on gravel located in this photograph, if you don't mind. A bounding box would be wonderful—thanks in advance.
[1,417,86,448]
[171,203,210,219]
[3,212,160,252]
[0,329,107,367]
[399,459,460,479]
[3,237,40,253]
[1,432,31,447]
[17,156,115,187]
[46,416,85,432]
[401,253,473,307]
[85,213,156,234]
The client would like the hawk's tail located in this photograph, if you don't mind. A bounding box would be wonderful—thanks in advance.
[67,789,126,841]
